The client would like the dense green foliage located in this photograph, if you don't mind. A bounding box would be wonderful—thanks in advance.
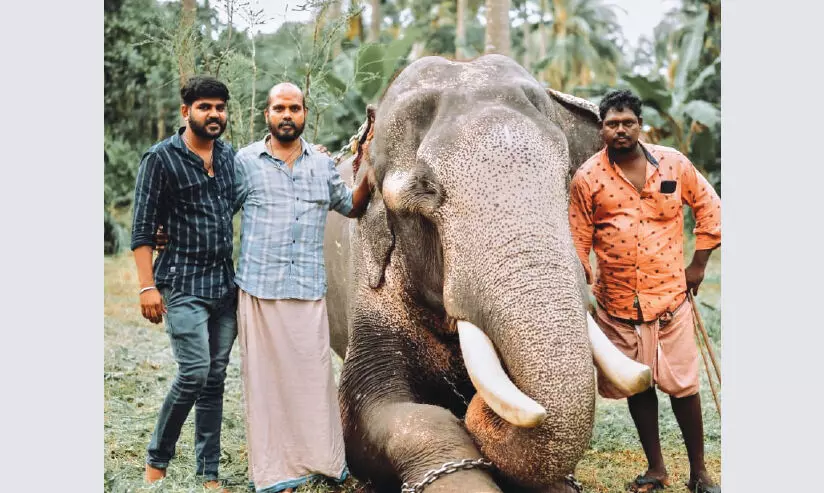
[104,0,721,253]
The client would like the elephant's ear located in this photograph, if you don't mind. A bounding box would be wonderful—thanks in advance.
[546,88,604,177]
[359,191,394,289]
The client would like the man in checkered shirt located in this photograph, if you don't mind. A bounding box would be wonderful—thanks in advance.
[232,82,372,493]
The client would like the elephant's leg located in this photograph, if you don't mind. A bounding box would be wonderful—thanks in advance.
[496,477,584,493]
[368,401,502,492]
[339,310,501,493]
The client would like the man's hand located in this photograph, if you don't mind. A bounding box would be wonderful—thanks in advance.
[361,126,376,188]
[313,144,331,157]
[684,263,705,295]
[140,288,166,324]
[154,225,168,251]
[685,248,713,295]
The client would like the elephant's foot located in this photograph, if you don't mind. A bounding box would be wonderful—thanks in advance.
[361,401,503,493]
[547,476,584,493]
[494,474,583,493]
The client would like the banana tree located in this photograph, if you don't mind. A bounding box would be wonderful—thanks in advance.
[621,4,720,178]
[533,0,624,94]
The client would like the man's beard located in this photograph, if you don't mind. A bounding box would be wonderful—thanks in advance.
[608,138,637,157]
[189,117,226,140]
[270,120,304,142]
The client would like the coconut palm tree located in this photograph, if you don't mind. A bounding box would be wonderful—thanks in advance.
[621,1,721,183]
[485,0,511,55]
[534,0,624,93]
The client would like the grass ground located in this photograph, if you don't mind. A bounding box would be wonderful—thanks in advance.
[104,246,721,493]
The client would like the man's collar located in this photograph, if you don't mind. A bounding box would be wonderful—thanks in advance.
[260,134,311,157]
[171,127,186,149]
[606,141,659,168]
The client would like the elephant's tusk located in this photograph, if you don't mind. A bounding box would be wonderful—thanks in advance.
[457,321,547,428]
[587,311,653,395]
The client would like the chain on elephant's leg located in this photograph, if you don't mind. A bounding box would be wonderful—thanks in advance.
[366,401,502,493]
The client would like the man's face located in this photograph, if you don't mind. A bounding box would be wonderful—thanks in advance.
[265,91,306,143]
[183,97,227,140]
[601,107,642,154]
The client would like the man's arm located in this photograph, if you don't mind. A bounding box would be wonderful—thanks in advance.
[131,152,167,324]
[133,245,166,323]
[347,176,372,218]
[232,154,249,215]
[568,171,596,285]
[680,156,721,295]
[327,157,373,219]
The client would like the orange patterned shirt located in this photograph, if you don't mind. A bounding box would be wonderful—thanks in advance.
[568,143,721,322]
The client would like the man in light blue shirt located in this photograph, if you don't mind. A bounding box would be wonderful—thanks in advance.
[233,82,372,493]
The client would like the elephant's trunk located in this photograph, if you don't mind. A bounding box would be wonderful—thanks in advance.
[453,256,595,487]
[427,106,595,486]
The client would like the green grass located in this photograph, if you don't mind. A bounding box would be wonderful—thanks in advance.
[104,248,721,493]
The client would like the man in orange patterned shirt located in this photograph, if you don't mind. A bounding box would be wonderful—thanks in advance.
[568,90,720,493]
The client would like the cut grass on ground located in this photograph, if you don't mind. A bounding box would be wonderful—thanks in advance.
[104,251,721,493]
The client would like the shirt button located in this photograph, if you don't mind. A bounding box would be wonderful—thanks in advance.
[295,217,299,221]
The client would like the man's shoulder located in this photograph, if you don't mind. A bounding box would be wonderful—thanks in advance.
[216,139,236,158]
[235,140,266,163]
[304,143,336,170]
[572,151,606,182]
[644,142,690,164]
[141,136,176,165]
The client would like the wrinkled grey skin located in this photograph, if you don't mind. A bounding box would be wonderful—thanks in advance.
[324,55,604,493]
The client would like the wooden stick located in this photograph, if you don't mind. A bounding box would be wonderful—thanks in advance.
[696,328,721,417]
[689,293,721,385]
[688,292,721,416]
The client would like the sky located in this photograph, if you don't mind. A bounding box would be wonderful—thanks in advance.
[196,0,682,52]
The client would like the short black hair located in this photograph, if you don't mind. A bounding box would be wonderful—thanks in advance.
[180,75,230,106]
[599,89,642,121]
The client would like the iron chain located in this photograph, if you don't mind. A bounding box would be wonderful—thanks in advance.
[565,474,584,492]
[400,458,494,493]
[331,117,370,165]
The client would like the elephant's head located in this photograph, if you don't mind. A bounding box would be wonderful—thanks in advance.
[354,55,605,487]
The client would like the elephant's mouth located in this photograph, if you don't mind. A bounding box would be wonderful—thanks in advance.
[455,317,653,429]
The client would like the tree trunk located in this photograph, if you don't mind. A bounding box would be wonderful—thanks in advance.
[203,0,212,40]
[178,0,197,87]
[484,0,511,56]
[538,0,547,82]
[369,0,380,42]
[456,0,467,60]
[521,11,530,70]
[329,0,342,56]
[156,102,166,141]
[249,37,257,143]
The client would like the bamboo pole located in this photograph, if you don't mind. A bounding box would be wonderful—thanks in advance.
[688,292,721,416]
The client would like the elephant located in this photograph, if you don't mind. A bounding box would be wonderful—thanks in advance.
[323,54,650,493]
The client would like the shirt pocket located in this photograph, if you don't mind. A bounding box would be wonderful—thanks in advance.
[173,180,206,213]
[302,177,330,209]
[651,189,682,221]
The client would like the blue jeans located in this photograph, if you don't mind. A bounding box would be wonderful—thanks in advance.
[146,285,238,480]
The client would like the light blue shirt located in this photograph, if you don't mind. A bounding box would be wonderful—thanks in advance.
[233,136,353,300]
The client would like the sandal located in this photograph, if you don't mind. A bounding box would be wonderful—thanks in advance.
[686,479,720,493]
[627,474,670,492]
